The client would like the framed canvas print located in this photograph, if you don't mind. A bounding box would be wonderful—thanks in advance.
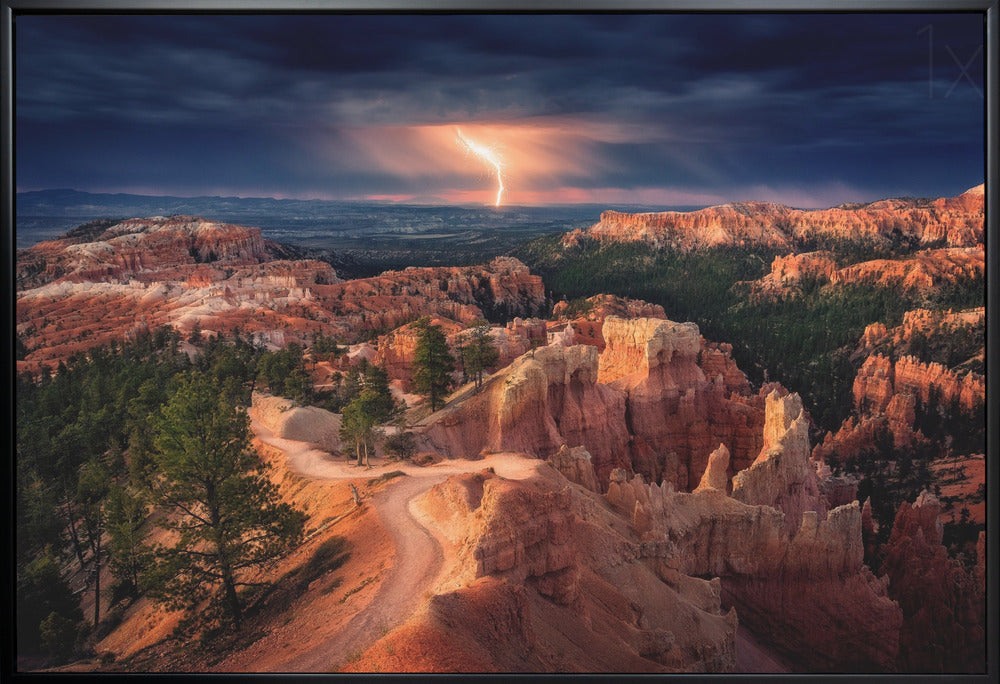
[3,0,995,678]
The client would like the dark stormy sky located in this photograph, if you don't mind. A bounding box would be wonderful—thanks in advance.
[15,13,985,208]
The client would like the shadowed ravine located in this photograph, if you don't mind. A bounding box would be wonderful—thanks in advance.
[736,626,791,673]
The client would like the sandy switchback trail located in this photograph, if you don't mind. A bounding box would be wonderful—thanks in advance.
[275,471,449,672]
[253,416,790,674]
[253,417,538,673]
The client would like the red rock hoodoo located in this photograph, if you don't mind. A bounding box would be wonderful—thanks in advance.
[879,491,985,673]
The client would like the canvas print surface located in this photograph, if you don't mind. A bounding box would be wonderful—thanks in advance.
[13,12,986,674]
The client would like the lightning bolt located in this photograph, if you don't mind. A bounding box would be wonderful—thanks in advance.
[456,128,505,207]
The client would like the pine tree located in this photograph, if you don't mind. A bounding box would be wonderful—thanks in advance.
[412,318,455,412]
[76,455,110,626]
[105,483,151,602]
[143,372,306,631]
[339,399,374,466]
[461,319,500,392]
[338,365,398,467]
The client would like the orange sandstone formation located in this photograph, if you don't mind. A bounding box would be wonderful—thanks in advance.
[732,391,826,535]
[859,307,984,357]
[417,343,632,484]
[550,294,667,351]
[598,316,765,490]
[16,217,547,374]
[603,405,901,673]
[418,316,768,490]
[816,352,985,456]
[562,185,983,251]
[390,465,740,673]
[830,246,983,290]
[373,316,548,391]
[748,248,983,298]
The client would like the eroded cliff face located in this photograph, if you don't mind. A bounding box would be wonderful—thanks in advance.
[367,351,911,673]
[418,315,768,491]
[373,317,466,391]
[751,251,839,297]
[16,216,271,289]
[747,247,983,298]
[562,185,984,251]
[598,317,765,490]
[830,247,983,290]
[859,307,984,359]
[550,294,667,351]
[732,391,825,535]
[812,304,985,493]
[880,492,985,673]
[16,218,547,374]
[811,351,985,467]
[603,407,902,672]
[552,294,667,323]
[373,316,548,391]
[854,353,985,417]
[406,465,739,673]
[417,343,632,484]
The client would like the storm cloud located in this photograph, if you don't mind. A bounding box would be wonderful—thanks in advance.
[15,13,984,207]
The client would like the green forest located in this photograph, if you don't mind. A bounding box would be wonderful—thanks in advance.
[512,235,985,562]
[16,317,472,666]
[511,236,984,435]
[14,328,354,664]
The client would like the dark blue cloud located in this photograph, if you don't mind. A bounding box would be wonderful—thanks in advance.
[15,13,985,205]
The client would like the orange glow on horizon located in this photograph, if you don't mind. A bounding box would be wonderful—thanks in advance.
[334,118,619,206]
[331,119,873,209]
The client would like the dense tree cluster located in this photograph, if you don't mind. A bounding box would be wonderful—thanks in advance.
[256,342,314,404]
[16,326,313,662]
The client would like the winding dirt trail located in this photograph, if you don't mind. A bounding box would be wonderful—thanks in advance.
[275,472,450,672]
[253,416,791,673]
[253,416,538,673]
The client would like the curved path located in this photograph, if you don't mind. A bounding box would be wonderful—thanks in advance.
[253,417,538,673]
[254,417,791,674]
[275,472,449,672]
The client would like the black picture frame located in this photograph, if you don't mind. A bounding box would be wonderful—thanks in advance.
[2,2,996,682]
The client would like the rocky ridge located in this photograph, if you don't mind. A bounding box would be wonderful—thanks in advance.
[418,316,768,490]
[598,392,902,671]
[16,217,547,373]
[561,185,984,251]
[398,464,740,672]
[747,247,983,297]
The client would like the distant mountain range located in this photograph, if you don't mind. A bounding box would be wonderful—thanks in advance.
[15,189,687,250]
[15,188,702,218]
[16,188,434,219]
